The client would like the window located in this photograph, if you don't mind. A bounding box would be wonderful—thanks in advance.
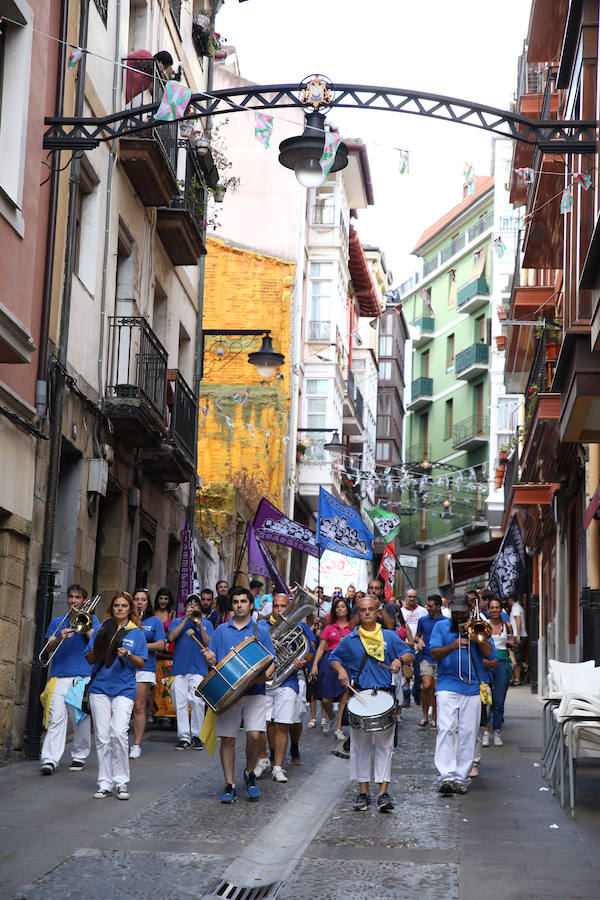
[476,315,485,343]
[379,313,393,336]
[307,397,327,429]
[446,333,455,365]
[312,185,335,225]
[421,412,429,451]
[377,393,391,437]
[73,164,100,294]
[422,350,430,378]
[376,442,390,461]
[445,399,453,439]
[379,335,393,357]
[379,361,392,381]
[306,379,329,395]
[93,0,109,26]
[497,396,520,432]
[309,262,333,328]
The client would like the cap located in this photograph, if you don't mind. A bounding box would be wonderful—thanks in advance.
[450,594,470,612]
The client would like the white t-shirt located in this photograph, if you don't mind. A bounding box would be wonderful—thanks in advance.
[510,601,527,637]
[402,604,427,639]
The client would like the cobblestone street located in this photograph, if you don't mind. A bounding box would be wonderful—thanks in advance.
[2,691,599,900]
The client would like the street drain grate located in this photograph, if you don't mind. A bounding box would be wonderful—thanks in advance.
[208,881,281,899]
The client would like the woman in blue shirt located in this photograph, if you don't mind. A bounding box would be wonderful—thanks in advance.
[87,591,148,800]
[129,589,166,760]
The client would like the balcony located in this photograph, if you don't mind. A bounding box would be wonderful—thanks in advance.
[411,315,435,349]
[141,370,197,483]
[156,152,207,266]
[452,415,489,452]
[407,377,433,411]
[420,211,493,280]
[457,277,490,314]
[297,433,342,512]
[455,343,489,380]
[343,369,364,437]
[104,316,168,445]
[119,60,179,207]
[307,320,331,342]
[404,442,431,467]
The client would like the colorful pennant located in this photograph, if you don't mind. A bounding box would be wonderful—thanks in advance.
[418,288,433,316]
[493,237,506,259]
[320,128,343,176]
[514,167,534,183]
[399,150,410,175]
[463,163,475,195]
[254,112,274,148]
[155,82,192,121]
[573,172,592,191]
[68,47,83,69]
[560,185,573,214]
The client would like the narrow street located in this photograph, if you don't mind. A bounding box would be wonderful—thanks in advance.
[2,691,599,900]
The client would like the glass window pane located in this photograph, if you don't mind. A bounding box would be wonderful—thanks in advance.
[310,262,333,277]
[306,379,329,395]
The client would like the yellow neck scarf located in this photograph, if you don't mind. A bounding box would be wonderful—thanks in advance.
[358,623,385,661]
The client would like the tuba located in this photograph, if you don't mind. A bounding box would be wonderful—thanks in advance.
[266,585,316,689]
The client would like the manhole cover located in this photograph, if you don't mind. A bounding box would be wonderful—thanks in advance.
[209,881,281,899]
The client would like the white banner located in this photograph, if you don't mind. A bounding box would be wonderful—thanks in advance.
[304,549,369,595]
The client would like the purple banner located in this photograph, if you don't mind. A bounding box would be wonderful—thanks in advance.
[254,498,321,558]
[178,517,199,615]
[246,521,289,595]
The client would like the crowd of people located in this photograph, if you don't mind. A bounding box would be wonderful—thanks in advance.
[38,577,526,809]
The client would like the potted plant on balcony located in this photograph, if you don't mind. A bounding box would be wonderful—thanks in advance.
[495,334,506,351]
[192,14,223,58]
[497,303,509,321]
[296,439,309,463]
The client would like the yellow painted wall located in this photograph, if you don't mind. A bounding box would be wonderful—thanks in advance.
[197,238,294,539]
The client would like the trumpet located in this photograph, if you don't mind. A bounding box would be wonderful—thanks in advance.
[188,609,204,626]
[39,595,101,667]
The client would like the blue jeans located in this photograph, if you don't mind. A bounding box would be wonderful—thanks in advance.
[489,658,508,732]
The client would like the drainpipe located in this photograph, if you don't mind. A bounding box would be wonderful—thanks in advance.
[25,0,91,759]
[588,444,600,589]
[189,2,217,525]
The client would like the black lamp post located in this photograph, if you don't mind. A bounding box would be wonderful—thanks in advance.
[200,329,284,379]
[279,111,348,188]
[297,427,345,455]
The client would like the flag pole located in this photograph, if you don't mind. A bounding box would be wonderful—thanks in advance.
[232,527,248,586]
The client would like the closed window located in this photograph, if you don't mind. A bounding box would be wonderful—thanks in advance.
[306,379,329,395]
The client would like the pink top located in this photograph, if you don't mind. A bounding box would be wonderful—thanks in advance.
[321,623,352,651]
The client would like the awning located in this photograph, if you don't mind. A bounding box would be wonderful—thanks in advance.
[449,538,502,585]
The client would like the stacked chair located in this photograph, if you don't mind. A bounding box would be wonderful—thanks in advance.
[541,659,600,818]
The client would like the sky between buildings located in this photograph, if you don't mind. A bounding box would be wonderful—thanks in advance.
[217,0,533,284]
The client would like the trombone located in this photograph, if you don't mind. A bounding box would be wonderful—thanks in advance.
[457,596,492,683]
[39,595,101,667]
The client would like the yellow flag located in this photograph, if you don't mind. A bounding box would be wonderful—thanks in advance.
[40,677,58,729]
[358,623,385,661]
[199,707,217,755]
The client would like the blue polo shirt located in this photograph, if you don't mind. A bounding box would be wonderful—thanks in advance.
[139,615,166,673]
[415,613,445,663]
[46,614,100,678]
[277,622,316,693]
[169,617,215,676]
[329,627,413,690]
[430,617,497,695]
[87,623,148,700]
[209,617,275,696]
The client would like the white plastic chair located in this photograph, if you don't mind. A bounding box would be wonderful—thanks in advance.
[559,694,600,818]
[542,661,597,775]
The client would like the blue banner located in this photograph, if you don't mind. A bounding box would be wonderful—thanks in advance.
[316,487,373,560]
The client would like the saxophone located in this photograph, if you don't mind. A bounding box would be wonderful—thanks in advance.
[266,585,317,689]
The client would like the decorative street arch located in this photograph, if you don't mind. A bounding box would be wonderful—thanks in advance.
[43,76,597,153]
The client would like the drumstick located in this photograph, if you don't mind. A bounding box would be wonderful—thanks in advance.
[347,683,369,705]
[186,629,208,649]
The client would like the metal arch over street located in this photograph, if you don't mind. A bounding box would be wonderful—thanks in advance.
[43,80,598,153]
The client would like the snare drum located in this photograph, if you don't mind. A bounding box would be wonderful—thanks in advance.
[195,635,273,713]
[347,688,396,733]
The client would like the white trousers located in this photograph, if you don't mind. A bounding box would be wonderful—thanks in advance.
[350,725,395,785]
[89,693,134,790]
[41,676,92,767]
[434,690,480,785]
[171,673,205,741]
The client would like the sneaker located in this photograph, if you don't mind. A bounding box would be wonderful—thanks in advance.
[115,784,130,800]
[220,783,237,804]
[93,788,112,799]
[69,759,86,771]
[244,769,260,801]
[493,731,504,746]
[272,765,288,783]
[290,754,301,766]
[320,716,327,726]
[174,739,191,750]
[481,731,490,747]
[353,792,370,811]
[452,781,468,794]
[128,745,142,760]
[322,719,332,734]
[40,762,55,775]
[417,719,429,728]
[438,779,454,795]
[430,721,437,729]
[192,737,204,751]
[334,730,345,741]
[253,757,271,778]
[377,791,395,813]
[307,718,317,728]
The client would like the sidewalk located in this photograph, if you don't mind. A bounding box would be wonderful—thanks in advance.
[1,690,599,899]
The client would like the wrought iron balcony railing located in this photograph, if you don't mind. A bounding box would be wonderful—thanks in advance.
[455,342,489,374]
[457,276,489,308]
[411,376,433,400]
[452,415,489,449]
[106,316,168,420]
[168,370,196,461]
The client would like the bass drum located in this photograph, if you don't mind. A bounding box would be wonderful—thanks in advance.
[195,635,273,713]
[347,688,396,733]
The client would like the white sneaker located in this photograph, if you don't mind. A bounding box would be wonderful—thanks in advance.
[322,719,332,734]
[253,757,270,778]
[334,730,345,741]
[481,731,490,747]
[272,765,288,783]
[129,744,142,759]
[493,731,504,746]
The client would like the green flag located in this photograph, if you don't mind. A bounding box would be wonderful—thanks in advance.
[366,506,401,545]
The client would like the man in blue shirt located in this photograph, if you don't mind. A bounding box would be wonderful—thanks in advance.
[415,594,444,729]
[40,584,100,775]
[430,593,497,795]
[168,595,214,750]
[264,593,315,783]
[202,587,275,804]
[330,595,414,813]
